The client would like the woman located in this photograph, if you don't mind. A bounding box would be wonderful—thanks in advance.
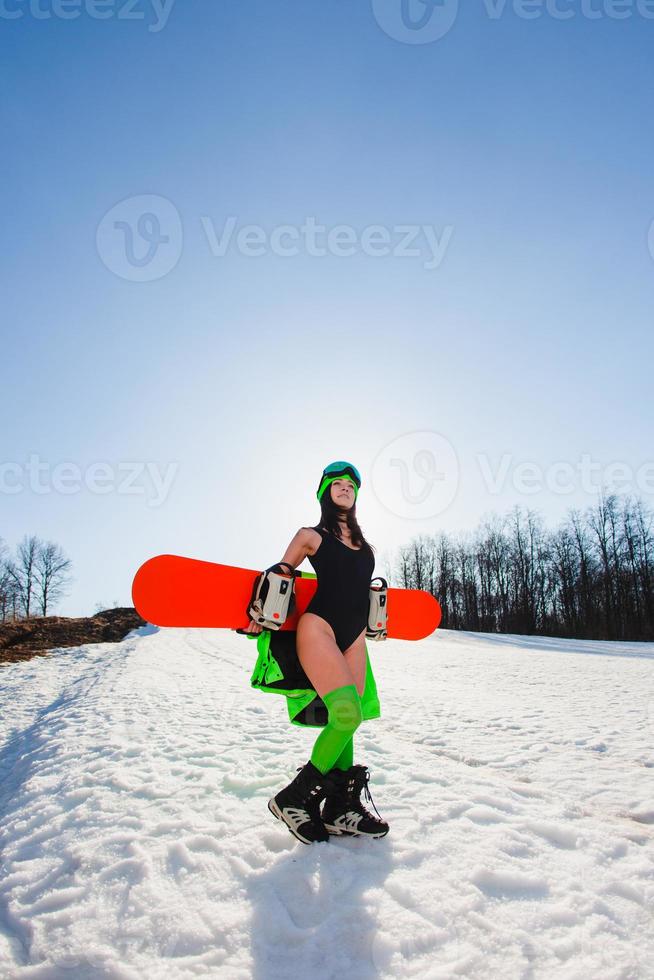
[248,461,389,845]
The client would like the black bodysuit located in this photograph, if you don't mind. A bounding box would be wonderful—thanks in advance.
[305,525,375,653]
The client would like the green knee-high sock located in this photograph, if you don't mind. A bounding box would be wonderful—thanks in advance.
[310,684,362,775]
[332,737,354,771]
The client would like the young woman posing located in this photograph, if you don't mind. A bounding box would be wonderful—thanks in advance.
[248,461,389,845]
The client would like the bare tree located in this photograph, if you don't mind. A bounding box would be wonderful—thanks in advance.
[0,538,14,622]
[569,508,598,638]
[393,494,654,640]
[634,498,654,632]
[6,535,40,618]
[507,506,544,634]
[34,541,72,616]
[477,514,510,631]
[402,535,435,593]
[587,492,621,638]
[456,534,478,630]
[2,536,73,619]
[435,532,454,629]
[550,525,579,635]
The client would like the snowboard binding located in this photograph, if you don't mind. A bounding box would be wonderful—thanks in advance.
[241,562,298,633]
[366,577,388,641]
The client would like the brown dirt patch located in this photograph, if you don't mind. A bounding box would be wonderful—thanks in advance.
[0,608,148,665]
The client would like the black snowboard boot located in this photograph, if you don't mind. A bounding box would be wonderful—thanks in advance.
[268,760,339,844]
[321,764,390,838]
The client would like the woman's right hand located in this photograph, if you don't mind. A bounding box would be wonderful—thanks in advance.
[248,619,264,634]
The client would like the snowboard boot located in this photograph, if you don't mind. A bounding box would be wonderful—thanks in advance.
[268,760,339,844]
[321,764,390,838]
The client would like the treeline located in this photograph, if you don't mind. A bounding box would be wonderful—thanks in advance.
[0,535,72,621]
[393,494,654,641]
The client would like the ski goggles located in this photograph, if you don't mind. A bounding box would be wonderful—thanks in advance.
[316,461,362,501]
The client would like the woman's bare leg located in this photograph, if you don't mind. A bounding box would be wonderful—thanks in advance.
[296,612,356,699]
[297,612,363,775]
[342,627,367,697]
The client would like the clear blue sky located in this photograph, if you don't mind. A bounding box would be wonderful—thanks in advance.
[2,1,653,615]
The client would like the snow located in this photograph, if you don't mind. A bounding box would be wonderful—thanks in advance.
[1,625,653,979]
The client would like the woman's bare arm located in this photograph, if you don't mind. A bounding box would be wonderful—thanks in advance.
[246,528,314,633]
[278,527,315,570]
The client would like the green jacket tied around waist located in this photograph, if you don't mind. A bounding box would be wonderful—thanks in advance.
[248,628,381,728]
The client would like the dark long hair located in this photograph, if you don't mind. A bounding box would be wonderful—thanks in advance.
[316,485,376,559]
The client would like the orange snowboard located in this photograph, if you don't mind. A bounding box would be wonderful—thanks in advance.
[132,554,441,641]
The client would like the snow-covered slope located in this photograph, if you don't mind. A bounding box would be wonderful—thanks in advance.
[1,626,652,979]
